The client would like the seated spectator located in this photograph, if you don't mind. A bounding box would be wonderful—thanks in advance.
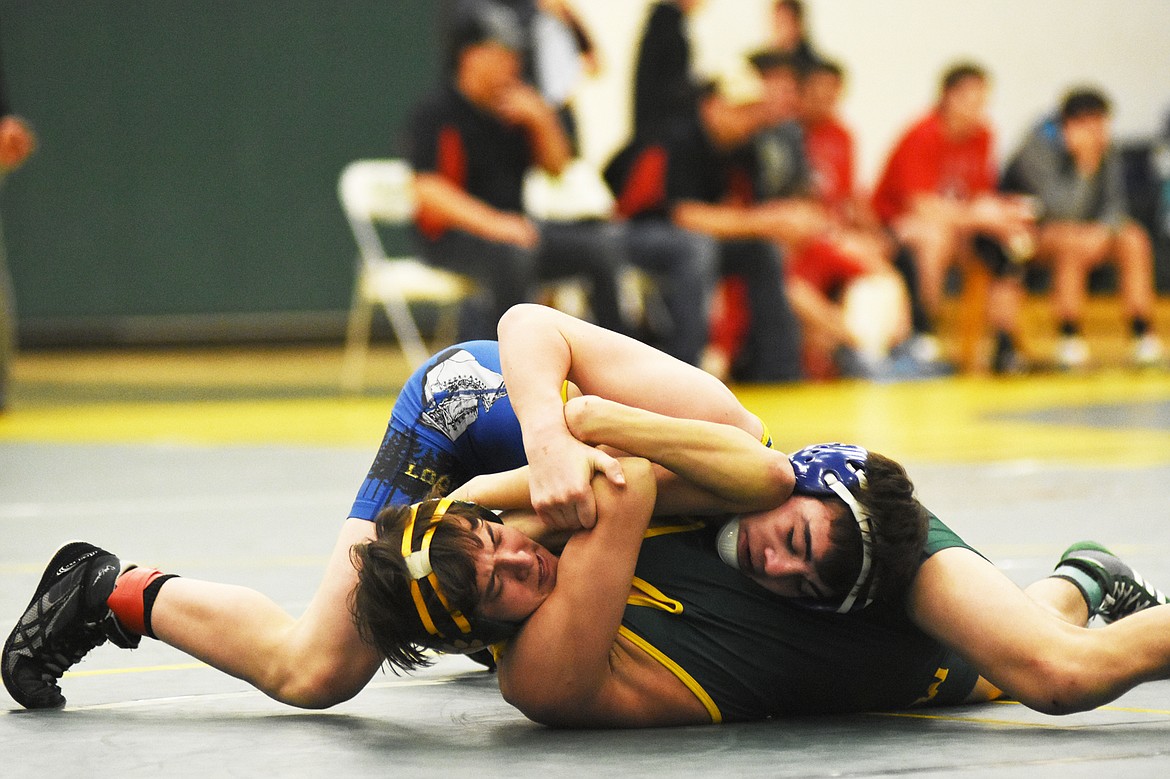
[602,0,799,379]
[481,0,600,154]
[792,57,914,379]
[767,0,822,74]
[409,2,626,340]
[608,78,806,381]
[872,63,1036,374]
[1002,88,1165,370]
[608,0,782,190]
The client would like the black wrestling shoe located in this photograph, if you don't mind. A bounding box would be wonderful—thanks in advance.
[2,542,139,709]
[1058,541,1169,624]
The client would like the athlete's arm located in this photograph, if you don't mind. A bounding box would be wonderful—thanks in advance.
[906,548,1170,714]
[564,395,794,516]
[495,458,668,727]
[443,469,564,550]
[497,304,763,530]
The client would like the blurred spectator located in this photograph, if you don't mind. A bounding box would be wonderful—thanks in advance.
[1002,88,1165,369]
[767,0,822,73]
[608,0,779,188]
[872,62,1035,374]
[408,2,626,339]
[490,0,599,153]
[0,49,35,413]
[791,57,915,378]
[609,53,807,382]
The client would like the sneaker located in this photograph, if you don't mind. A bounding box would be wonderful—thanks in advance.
[1132,334,1165,368]
[1058,541,1169,623]
[992,336,1027,376]
[1056,336,1089,371]
[2,542,139,709]
[908,333,942,364]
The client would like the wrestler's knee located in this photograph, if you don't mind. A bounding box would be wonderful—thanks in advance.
[263,656,372,709]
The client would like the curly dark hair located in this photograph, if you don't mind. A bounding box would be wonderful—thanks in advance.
[814,451,928,607]
[349,499,520,673]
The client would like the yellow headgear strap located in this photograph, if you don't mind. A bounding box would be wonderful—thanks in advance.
[401,498,473,639]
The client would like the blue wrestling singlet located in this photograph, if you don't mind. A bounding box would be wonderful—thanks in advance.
[348,341,528,521]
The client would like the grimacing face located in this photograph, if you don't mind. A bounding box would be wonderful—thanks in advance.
[468,519,559,624]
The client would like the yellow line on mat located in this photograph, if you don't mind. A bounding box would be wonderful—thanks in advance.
[64,662,208,678]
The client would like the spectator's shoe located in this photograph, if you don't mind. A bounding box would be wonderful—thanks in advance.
[1058,541,1169,623]
[1132,334,1165,369]
[991,338,1027,376]
[1056,336,1090,371]
[2,542,139,709]
[908,333,942,364]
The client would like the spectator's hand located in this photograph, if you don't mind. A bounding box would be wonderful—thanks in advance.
[527,430,625,532]
[758,200,831,245]
[494,83,555,128]
[0,116,35,170]
[488,213,540,248]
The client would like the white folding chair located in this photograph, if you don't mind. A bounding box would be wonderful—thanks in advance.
[337,158,476,391]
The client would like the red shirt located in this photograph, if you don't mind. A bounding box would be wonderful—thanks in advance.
[871,110,996,224]
[803,117,855,217]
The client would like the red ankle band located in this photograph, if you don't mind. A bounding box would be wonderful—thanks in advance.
[108,566,167,637]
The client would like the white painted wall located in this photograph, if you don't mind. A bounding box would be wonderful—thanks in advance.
[568,0,1170,188]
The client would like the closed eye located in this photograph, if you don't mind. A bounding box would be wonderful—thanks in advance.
[484,524,501,602]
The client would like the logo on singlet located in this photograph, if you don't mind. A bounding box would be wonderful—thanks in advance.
[420,349,507,442]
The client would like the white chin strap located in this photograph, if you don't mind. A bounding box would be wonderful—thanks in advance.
[823,472,874,613]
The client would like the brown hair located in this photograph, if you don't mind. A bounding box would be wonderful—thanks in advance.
[815,451,928,606]
[349,499,520,673]
[940,61,987,94]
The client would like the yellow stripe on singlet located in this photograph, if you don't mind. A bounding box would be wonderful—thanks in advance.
[617,625,722,724]
[627,577,683,613]
[644,520,705,539]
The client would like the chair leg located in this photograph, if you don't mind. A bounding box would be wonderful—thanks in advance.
[957,258,991,373]
[341,292,375,394]
[382,296,433,369]
[434,301,461,351]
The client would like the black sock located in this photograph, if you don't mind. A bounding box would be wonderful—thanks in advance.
[893,245,933,334]
[142,574,180,639]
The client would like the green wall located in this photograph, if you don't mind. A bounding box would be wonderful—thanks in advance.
[0,0,440,343]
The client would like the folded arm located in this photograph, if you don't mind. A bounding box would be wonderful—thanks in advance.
[565,395,793,516]
[497,304,763,529]
[496,457,658,727]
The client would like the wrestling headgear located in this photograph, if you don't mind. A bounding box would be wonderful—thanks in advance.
[400,497,518,654]
[789,443,874,613]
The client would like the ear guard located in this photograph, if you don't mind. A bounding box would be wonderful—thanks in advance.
[789,443,874,614]
[401,498,519,654]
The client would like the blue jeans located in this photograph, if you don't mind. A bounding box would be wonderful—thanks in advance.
[626,220,718,365]
[416,219,626,340]
[719,238,803,382]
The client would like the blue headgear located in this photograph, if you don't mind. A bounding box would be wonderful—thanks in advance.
[789,443,874,613]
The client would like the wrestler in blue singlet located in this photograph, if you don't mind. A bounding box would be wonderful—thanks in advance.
[349,341,527,521]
